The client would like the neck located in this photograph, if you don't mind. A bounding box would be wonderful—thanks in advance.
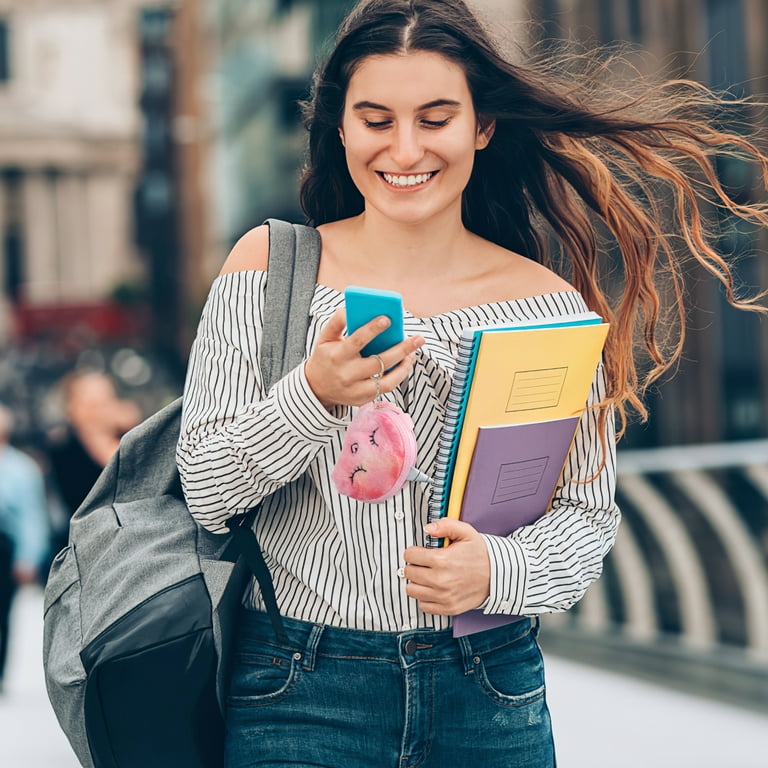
[350,209,472,282]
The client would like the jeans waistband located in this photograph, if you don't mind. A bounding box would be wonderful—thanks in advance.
[238,609,537,674]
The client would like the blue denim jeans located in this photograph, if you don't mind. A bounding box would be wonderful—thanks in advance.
[225,610,555,768]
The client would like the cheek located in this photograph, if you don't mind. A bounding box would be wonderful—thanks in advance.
[345,138,382,169]
[443,132,480,167]
[340,120,384,162]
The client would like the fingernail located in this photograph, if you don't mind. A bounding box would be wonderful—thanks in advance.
[379,316,391,328]
[424,523,437,534]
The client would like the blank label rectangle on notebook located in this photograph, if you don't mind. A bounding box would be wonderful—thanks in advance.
[506,367,567,411]
[492,456,549,504]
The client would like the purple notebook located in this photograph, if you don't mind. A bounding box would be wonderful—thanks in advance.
[452,416,580,637]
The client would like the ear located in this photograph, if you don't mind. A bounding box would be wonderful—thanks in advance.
[338,126,346,148]
[475,118,495,150]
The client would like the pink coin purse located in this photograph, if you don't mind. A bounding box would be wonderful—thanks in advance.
[332,401,427,503]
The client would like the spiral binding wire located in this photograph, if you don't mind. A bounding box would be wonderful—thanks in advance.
[426,329,480,547]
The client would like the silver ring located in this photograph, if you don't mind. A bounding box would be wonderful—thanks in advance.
[372,353,385,378]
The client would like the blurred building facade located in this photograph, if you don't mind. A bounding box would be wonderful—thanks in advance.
[201,0,347,254]
[0,0,152,347]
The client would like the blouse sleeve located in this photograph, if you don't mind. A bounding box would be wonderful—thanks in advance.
[176,272,348,533]
[480,361,621,615]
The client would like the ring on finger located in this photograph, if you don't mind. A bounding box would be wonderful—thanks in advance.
[372,353,386,378]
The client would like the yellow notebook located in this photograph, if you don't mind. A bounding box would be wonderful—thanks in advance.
[427,315,610,526]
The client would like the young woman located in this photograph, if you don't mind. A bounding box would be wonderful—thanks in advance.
[177,1,768,765]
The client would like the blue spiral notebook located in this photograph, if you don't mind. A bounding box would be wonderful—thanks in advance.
[425,312,609,636]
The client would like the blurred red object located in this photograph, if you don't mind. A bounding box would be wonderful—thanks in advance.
[14,301,148,344]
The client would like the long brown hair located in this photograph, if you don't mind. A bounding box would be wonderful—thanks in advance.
[300,0,768,436]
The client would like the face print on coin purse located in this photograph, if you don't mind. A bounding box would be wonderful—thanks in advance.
[332,401,428,503]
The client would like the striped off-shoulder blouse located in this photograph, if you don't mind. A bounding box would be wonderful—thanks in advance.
[176,270,620,632]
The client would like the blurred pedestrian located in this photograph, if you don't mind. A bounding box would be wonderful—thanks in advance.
[0,403,49,693]
[46,370,141,557]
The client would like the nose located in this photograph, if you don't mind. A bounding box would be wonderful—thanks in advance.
[390,124,424,168]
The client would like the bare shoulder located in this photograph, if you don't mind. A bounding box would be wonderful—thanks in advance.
[512,253,574,296]
[477,237,574,300]
[219,225,270,275]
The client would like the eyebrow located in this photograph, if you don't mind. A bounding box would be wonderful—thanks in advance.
[351,99,462,111]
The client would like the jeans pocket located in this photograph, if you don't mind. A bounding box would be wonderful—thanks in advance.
[227,646,303,708]
[473,627,546,706]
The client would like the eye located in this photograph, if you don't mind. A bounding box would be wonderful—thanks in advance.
[350,466,367,483]
[364,119,391,129]
[350,442,359,454]
[421,118,450,128]
[369,428,379,447]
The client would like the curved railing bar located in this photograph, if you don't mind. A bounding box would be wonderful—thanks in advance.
[575,568,610,631]
[617,473,716,649]
[672,469,768,660]
[608,516,658,640]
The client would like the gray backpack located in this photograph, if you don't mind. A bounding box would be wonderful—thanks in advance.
[43,219,320,768]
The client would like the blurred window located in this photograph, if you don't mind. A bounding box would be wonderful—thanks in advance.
[142,52,172,100]
[597,0,615,42]
[140,8,172,46]
[2,169,22,301]
[628,0,642,42]
[0,19,9,82]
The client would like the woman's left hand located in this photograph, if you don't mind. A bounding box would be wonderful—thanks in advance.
[403,519,490,616]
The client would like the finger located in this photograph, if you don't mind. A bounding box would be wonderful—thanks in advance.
[404,582,440,602]
[374,353,416,395]
[317,307,347,343]
[403,565,440,588]
[403,545,440,569]
[424,518,477,543]
[367,339,424,384]
[346,315,392,353]
[404,584,454,615]
[370,353,386,378]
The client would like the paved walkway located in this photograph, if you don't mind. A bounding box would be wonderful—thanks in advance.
[0,586,80,767]
[546,653,768,767]
[1,586,766,767]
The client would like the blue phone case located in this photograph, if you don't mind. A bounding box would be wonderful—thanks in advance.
[344,286,405,356]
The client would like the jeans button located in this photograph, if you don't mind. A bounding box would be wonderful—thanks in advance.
[404,638,417,655]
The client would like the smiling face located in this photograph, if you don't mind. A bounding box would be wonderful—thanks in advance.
[338,51,493,227]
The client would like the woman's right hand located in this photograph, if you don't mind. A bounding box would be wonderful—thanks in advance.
[304,307,425,410]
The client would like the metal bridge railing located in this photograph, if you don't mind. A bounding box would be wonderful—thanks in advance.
[540,440,768,711]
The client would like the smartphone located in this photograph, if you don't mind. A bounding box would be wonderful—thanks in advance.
[344,286,405,357]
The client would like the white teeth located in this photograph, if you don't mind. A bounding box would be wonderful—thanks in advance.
[382,172,434,187]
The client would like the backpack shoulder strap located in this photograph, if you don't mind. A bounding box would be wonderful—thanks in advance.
[228,219,320,643]
[260,218,321,389]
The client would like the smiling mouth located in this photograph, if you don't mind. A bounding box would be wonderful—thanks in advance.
[379,171,437,188]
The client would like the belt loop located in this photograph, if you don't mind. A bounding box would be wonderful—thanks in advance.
[457,634,477,675]
[301,623,324,671]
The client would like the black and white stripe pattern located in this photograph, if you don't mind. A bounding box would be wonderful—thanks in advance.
[177,271,620,631]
